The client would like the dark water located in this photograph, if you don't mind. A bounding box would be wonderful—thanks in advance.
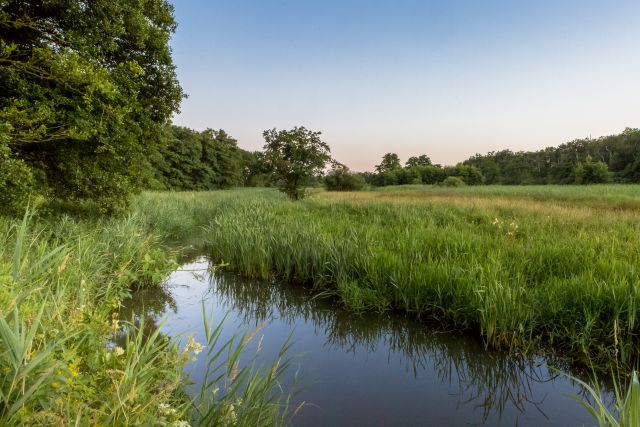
[120,257,606,426]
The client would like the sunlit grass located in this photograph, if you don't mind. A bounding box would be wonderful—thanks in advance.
[135,185,640,369]
[0,209,290,425]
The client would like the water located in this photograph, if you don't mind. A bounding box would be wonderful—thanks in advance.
[120,257,605,426]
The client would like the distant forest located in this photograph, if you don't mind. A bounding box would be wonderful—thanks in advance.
[151,126,640,191]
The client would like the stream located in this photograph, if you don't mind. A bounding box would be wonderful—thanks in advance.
[119,257,609,426]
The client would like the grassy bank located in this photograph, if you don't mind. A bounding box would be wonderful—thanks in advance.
[4,184,639,424]
[0,210,288,425]
[137,186,640,368]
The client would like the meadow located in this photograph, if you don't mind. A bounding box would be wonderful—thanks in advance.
[2,184,640,424]
[137,185,640,368]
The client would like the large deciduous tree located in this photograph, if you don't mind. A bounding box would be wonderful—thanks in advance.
[0,0,183,214]
[262,127,331,200]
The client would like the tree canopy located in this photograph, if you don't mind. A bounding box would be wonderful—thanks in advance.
[262,127,331,200]
[463,129,639,185]
[150,126,244,191]
[0,0,183,213]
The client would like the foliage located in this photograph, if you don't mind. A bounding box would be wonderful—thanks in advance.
[440,176,465,187]
[444,165,483,185]
[567,370,640,427]
[368,153,482,187]
[136,186,640,371]
[0,206,293,425]
[0,140,35,216]
[574,156,613,184]
[325,164,366,191]
[196,305,292,426]
[150,125,245,191]
[262,126,331,200]
[375,153,402,173]
[240,150,272,187]
[0,0,183,213]
[464,128,640,185]
[405,154,432,168]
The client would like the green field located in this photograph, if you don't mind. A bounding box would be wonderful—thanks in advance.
[138,185,640,367]
[2,184,640,424]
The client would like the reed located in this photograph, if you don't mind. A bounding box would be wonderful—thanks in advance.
[0,208,290,425]
[134,186,640,369]
[568,370,640,427]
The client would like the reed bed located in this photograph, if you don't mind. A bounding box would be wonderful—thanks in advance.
[136,186,640,368]
[0,209,289,425]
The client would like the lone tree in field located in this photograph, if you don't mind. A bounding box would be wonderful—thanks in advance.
[263,127,331,200]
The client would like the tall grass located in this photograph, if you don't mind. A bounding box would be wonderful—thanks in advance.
[568,370,640,427]
[0,209,291,425]
[136,186,640,369]
[195,304,293,426]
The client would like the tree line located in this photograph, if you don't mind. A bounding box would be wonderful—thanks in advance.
[1,1,639,211]
[462,129,640,185]
[347,128,640,189]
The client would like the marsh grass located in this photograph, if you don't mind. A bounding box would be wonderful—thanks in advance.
[0,209,292,425]
[195,304,293,426]
[135,186,640,369]
[6,184,640,424]
[567,370,640,427]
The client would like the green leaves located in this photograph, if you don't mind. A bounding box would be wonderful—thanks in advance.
[263,126,332,200]
[0,0,183,213]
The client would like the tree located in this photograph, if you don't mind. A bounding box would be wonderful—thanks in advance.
[325,163,365,191]
[150,125,244,191]
[573,156,612,184]
[444,165,484,185]
[375,153,401,173]
[0,0,183,214]
[240,150,272,187]
[263,127,331,200]
[405,155,432,168]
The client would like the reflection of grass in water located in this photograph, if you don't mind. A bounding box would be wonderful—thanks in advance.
[209,265,585,423]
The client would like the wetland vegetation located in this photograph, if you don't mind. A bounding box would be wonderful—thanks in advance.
[2,1,640,425]
[4,185,640,425]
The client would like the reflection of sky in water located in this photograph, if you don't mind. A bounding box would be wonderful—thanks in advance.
[120,258,608,426]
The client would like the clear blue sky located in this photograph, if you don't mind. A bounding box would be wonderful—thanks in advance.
[169,0,640,170]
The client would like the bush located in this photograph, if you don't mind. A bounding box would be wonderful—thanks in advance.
[440,176,466,187]
[574,156,613,184]
[0,142,37,216]
[325,168,366,191]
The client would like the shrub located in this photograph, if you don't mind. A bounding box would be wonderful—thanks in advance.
[440,176,466,187]
[574,156,613,184]
[325,168,366,191]
[0,142,36,216]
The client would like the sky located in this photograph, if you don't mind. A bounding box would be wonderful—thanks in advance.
[169,0,640,171]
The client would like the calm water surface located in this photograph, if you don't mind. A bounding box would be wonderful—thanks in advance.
[120,257,605,426]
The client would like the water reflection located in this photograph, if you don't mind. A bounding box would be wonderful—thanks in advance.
[120,257,601,426]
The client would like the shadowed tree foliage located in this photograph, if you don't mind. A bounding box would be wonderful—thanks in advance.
[263,126,331,200]
[369,152,483,187]
[325,162,365,191]
[376,153,401,173]
[0,0,183,214]
[573,156,612,184]
[240,150,272,187]
[150,125,244,190]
